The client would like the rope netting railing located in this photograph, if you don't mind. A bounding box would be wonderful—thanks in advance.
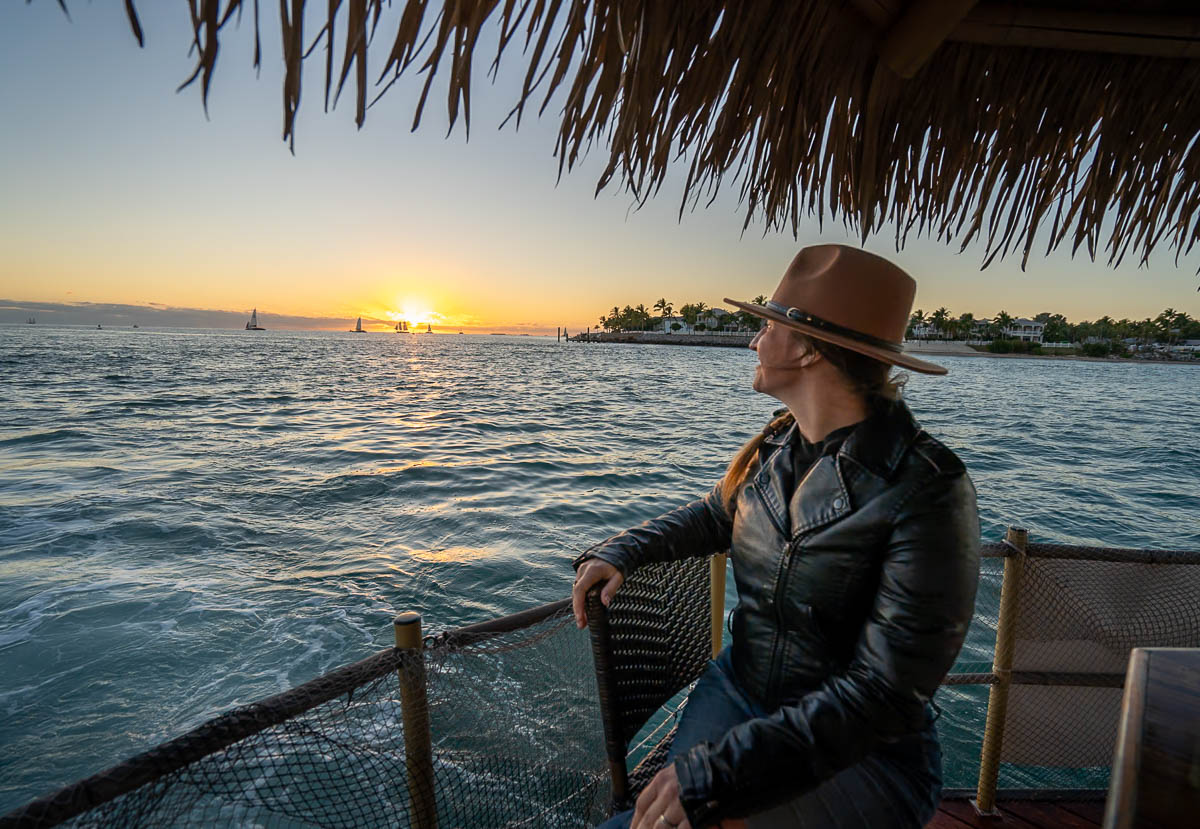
[1,600,608,829]
[937,533,1200,804]
[4,530,1198,827]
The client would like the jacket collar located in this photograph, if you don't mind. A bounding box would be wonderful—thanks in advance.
[761,399,922,477]
[754,400,923,540]
[837,398,923,480]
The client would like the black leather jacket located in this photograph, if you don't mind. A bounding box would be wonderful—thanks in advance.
[576,400,980,826]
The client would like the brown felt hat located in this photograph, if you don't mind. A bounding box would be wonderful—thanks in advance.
[725,245,947,376]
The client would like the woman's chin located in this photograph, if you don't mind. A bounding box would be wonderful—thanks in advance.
[751,368,766,394]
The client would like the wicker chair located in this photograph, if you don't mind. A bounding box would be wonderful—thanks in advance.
[584,554,721,815]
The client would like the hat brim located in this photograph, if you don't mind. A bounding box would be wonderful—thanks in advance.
[723,298,948,376]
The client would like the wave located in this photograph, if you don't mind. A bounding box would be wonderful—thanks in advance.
[0,429,90,448]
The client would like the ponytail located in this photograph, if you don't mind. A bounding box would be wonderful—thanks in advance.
[719,410,795,515]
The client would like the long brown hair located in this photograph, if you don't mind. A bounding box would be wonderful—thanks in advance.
[717,333,905,514]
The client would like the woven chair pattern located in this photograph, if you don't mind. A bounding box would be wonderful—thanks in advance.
[586,555,714,809]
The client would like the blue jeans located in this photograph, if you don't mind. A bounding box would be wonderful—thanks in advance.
[598,647,942,828]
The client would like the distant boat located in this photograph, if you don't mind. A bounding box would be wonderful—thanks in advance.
[26,317,35,325]
[395,320,410,333]
[132,324,139,329]
[96,324,102,330]
[425,323,433,333]
[458,330,464,334]
[245,308,265,330]
[350,317,366,333]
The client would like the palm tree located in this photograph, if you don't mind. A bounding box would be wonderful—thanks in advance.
[752,294,768,306]
[1137,318,1157,348]
[993,311,1013,340]
[694,301,709,330]
[908,309,926,339]
[1156,308,1179,344]
[958,312,975,342]
[653,298,673,319]
[930,307,950,340]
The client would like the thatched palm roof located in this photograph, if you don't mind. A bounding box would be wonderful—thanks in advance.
[103,1,1200,269]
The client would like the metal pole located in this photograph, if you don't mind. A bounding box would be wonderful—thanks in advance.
[394,612,437,829]
[710,554,727,658]
[974,526,1027,815]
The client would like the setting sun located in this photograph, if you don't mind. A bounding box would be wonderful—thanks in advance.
[386,301,438,325]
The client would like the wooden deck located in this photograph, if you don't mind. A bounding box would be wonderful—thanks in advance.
[930,797,1103,828]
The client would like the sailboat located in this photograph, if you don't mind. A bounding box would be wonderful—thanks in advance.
[350,317,366,333]
[26,317,35,325]
[245,309,265,330]
[425,323,433,333]
[394,320,410,333]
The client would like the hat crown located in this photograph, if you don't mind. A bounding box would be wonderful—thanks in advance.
[772,245,915,346]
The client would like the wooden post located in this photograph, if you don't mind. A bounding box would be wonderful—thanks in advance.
[557,326,561,342]
[394,612,437,829]
[974,526,1027,815]
[710,553,727,658]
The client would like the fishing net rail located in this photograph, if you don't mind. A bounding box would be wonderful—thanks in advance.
[4,526,1200,827]
[0,598,610,829]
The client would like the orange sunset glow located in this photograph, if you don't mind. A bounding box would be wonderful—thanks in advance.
[1,3,1197,332]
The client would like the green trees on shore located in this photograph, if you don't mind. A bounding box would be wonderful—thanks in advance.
[598,298,767,333]
[905,307,1200,345]
[601,301,1198,344]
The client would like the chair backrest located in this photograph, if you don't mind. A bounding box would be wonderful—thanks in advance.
[972,529,1200,811]
[585,555,713,804]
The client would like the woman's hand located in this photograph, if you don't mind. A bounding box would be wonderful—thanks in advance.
[571,558,624,628]
[632,765,690,829]
[633,766,746,829]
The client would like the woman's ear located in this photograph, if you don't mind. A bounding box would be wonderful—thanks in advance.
[795,346,823,369]
[783,331,821,367]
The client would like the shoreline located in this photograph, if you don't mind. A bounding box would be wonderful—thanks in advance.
[571,332,1198,366]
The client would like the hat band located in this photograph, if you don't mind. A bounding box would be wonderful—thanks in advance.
[765,301,902,354]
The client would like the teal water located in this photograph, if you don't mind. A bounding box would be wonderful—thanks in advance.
[1,326,1197,812]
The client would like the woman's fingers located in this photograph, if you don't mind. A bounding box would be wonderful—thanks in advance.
[631,775,659,829]
[571,560,621,628]
[599,571,625,606]
[632,764,687,829]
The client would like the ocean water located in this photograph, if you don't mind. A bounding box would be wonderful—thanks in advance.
[1,325,1197,813]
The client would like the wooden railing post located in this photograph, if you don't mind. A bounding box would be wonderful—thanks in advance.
[710,553,727,658]
[974,526,1028,815]
[394,612,437,829]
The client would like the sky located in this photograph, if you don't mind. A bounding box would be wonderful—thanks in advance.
[1,3,1198,332]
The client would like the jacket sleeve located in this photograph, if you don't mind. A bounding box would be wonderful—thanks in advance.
[572,482,733,577]
[674,468,981,826]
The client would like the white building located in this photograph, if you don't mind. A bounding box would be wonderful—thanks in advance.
[659,316,693,334]
[1003,318,1045,343]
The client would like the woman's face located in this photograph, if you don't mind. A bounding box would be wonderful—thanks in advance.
[749,320,814,397]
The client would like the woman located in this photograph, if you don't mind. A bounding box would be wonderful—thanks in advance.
[571,245,980,829]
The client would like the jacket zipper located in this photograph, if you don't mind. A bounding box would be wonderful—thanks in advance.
[766,535,801,699]
[746,480,795,700]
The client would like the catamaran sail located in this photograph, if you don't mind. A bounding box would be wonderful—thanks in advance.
[425,323,433,333]
[351,317,365,333]
[395,320,409,333]
[245,309,264,330]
